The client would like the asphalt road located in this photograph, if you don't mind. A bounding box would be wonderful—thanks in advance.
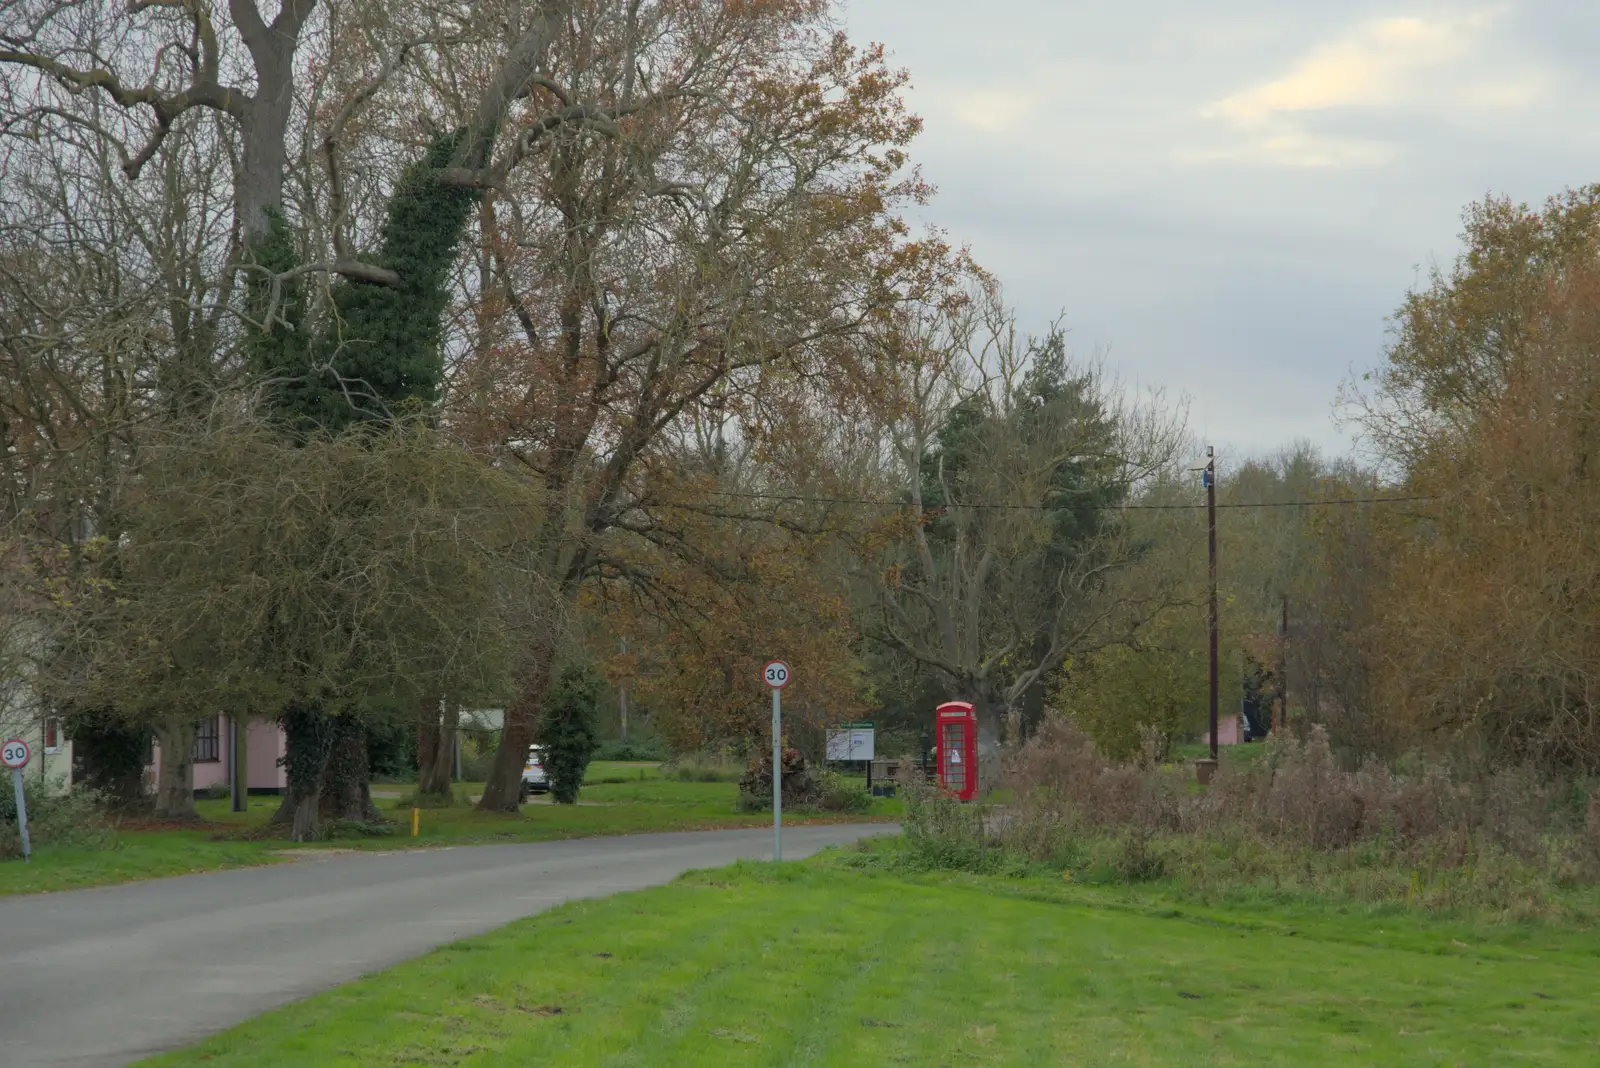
[0,823,892,1067]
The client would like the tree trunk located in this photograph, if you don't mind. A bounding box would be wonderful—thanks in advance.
[417,696,457,797]
[230,0,316,243]
[479,653,556,812]
[269,701,332,841]
[318,713,380,822]
[969,688,1005,797]
[1004,704,1024,748]
[152,719,200,821]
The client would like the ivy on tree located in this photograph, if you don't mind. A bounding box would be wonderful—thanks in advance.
[541,667,602,805]
[256,130,483,431]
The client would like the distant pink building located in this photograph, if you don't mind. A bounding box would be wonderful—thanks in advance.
[1202,713,1244,747]
[149,716,288,796]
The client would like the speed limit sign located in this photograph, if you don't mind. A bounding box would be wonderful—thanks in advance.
[4,737,30,861]
[763,661,790,689]
[1,738,28,770]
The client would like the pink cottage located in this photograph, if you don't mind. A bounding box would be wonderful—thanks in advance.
[148,716,289,796]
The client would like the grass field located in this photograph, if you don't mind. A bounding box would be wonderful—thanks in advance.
[139,855,1600,1067]
[0,762,899,897]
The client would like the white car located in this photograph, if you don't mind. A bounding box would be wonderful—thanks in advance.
[519,746,550,801]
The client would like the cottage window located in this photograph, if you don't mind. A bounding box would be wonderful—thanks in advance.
[43,716,62,753]
[193,717,221,763]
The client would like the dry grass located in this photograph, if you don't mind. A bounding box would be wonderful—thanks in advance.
[987,721,1600,915]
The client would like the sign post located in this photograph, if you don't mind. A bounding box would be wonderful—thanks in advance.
[764,660,790,861]
[2,738,31,863]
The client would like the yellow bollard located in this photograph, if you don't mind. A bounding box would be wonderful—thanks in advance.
[411,807,420,837]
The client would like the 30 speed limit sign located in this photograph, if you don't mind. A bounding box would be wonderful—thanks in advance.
[763,661,790,689]
[764,661,790,862]
[4,737,31,862]
[1,738,28,770]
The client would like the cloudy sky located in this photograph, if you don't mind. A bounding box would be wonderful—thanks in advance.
[842,1,1600,460]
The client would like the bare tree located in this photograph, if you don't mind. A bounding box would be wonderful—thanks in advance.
[2,42,246,815]
[861,288,1187,780]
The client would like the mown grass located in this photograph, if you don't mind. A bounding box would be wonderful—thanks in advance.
[0,830,288,896]
[140,855,1600,1067]
[0,762,899,896]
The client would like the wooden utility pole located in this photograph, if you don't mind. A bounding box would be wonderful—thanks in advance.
[619,635,629,742]
[1206,446,1219,762]
[1277,593,1289,731]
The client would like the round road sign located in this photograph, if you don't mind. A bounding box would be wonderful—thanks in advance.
[763,661,790,689]
[1,738,29,770]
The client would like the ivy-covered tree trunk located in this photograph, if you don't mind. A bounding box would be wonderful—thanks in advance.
[271,702,333,841]
[542,667,601,805]
[318,713,381,823]
[152,719,199,820]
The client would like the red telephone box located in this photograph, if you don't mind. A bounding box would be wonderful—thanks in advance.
[936,701,978,801]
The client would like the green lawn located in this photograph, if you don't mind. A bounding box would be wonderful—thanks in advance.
[140,859,1600,1067]
[0,762,899,897]
[1173,740,1269,767]
[0,831,288,896]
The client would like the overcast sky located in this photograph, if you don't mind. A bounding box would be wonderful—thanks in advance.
[842,1,1600,461]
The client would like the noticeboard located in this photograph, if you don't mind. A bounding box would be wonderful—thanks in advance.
[825,723,874,762]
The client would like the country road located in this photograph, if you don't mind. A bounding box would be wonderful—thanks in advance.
[0,823,893,1068]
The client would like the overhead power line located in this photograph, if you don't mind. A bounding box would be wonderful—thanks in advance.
[693,488,1437,512]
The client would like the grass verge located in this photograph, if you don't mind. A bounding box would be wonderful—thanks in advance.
[140,854,1600,1067]
[0,762,900,896]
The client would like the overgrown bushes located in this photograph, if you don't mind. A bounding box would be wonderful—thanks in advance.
[0,783,112,857]
[816,771,873,814]
[1006,720,1596,864]
[875,718,1600,914]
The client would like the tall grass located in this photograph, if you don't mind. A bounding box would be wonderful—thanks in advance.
[661,752,745,783]
[878,721,1600,916]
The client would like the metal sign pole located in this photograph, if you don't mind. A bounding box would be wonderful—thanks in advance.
[2,738,30,862]
[772,684,782,862]
[10,768,29,863]
[763,660,789,862]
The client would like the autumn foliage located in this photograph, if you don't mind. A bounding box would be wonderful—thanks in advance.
[1342,187,1600,770]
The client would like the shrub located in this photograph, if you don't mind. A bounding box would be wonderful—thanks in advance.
[1114,828,1166,882]
[816,771,872,814]
[65,710,150,812]
[897,776,1004,873]
[0,783,113,857]
[542,667,603,804]
[592,738,668,762]
[366,717,420,781]
[1056,613,1214,762]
